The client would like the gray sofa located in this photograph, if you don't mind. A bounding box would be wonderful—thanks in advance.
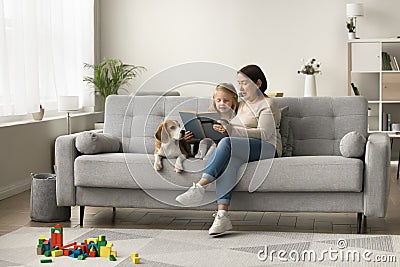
[55,95,390,233]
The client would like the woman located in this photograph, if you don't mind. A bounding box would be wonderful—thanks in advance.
[176,65,282,235]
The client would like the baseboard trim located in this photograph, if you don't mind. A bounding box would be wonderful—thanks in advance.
[0,180,31,201]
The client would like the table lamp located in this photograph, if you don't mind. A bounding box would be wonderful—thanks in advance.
[346,3,364,39]
[58,96,79,134]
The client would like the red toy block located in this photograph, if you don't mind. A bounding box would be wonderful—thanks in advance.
[89,251,97,257]
[59,242,76,250]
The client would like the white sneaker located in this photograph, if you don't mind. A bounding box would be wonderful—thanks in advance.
[208,212,233,235]
[175,183,205,206]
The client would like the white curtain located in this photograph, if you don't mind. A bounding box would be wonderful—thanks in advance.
[0,0,94,116]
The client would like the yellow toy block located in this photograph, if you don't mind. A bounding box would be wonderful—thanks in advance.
[131,252,139,259]
[106,242,113,247]
[87,237,99,244]
[132,257,140,264]
[51,250,63,257]
[111,251,117,257]
[100,246,111,258]
[39,235,46,240]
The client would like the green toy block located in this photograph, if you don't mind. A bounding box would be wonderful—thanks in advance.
[99,235,106,242]
[98,241,107,247]
[44,250,52,257]
[109,255,117,261]
[78,254,86,260]
[40,258,52,263]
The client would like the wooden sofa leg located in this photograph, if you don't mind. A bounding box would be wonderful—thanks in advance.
[80,206,85,227]
[357,212,363,234]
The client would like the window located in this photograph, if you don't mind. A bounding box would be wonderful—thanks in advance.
[0,0,94,116]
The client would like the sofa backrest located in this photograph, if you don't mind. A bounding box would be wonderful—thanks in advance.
[104,95,210,154]
[104,95,368,156]
[274,96,368,156]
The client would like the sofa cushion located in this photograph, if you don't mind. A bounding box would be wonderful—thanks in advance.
[75,154,363,193]
[75,132,120,154]
[340,131,366,158]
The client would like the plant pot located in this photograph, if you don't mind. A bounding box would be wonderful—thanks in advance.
[348,32,356,40]
[94,94,105,112]
[32,107,45,121]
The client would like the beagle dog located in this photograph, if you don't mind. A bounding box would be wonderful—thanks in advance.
[154,120,191,172]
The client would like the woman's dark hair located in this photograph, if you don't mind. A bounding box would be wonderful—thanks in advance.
[238,65,268,93]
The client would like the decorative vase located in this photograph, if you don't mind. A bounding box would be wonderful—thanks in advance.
[304,74,317,97]
[32,107,45,121]
[348,32,356,40]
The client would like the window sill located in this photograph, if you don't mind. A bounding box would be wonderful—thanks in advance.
[0,111,104,128]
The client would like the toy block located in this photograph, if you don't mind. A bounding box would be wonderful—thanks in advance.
[63,249,71,256]
[99,235,106,242]
[40,258,52,263]
[37,247,44,255]
[37,244,43,248]
[78,254,86,260]
[87,237,98,244]
[132,257,141,264]
[111,251,117,257]
[131,252,139,259]
[44,250,52,257]
[106,242,113,247]
[59,242,76,250]
[98,240,107,247]
[39,235,46,240]
[51,250,63,257]
[38,239,45,245]
[89,251,97,257]
[100,246,111,258]
[109,255,117,261]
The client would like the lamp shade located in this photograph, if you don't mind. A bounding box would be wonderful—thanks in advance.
[346,3,364,17]
[58,96,79,111]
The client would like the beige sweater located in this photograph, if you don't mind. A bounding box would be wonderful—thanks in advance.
[228,97,282,157]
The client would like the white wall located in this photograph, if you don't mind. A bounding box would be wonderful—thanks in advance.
[0,113,103,200]
[99,0,400,97]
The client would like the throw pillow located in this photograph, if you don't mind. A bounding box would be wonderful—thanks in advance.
[339,131,366,158]
[282,121,294,157]
[76,132,120,154]
[279,106,289,155]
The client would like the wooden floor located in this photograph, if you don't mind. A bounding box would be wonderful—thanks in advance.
[1,163,400,236]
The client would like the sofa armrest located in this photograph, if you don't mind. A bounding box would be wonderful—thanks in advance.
[363,132,391,217]
[55,130,103,206]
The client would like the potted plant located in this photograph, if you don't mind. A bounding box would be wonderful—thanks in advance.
[297,58,321,97]
[346,18,356,39]
[32,104,45,121]
[83,59,146,111]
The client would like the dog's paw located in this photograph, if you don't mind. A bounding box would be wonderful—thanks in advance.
[154,162,162,171]
[174,167,183,173]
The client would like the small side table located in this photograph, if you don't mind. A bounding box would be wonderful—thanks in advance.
[388,133,400,180]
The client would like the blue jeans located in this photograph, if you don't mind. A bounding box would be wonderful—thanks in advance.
[202,137,276,205]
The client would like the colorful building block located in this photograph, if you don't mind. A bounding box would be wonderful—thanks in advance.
[51,250,63,257]
[40,258,52,263]
[100,246,111,258]
[132,257,141,264]
[110,251,117,257]
[51,224,63,249]
[109,255,117,261]
[131,252,139,258]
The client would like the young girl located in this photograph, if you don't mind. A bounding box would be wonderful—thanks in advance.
[194,82,239,160]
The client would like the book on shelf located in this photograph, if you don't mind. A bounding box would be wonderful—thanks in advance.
[393,56,399,71]
[179,110,227,142]
[382,112,388,131]
[382,52,392,71]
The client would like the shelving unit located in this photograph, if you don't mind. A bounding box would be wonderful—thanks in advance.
[348,38,400,132]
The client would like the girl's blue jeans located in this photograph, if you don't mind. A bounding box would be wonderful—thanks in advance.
[202,137,276,205]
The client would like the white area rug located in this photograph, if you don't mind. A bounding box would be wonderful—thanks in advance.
[1,227,400,266]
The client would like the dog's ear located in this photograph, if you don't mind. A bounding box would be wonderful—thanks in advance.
[155,123,163,141]
[160,124,170,144]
